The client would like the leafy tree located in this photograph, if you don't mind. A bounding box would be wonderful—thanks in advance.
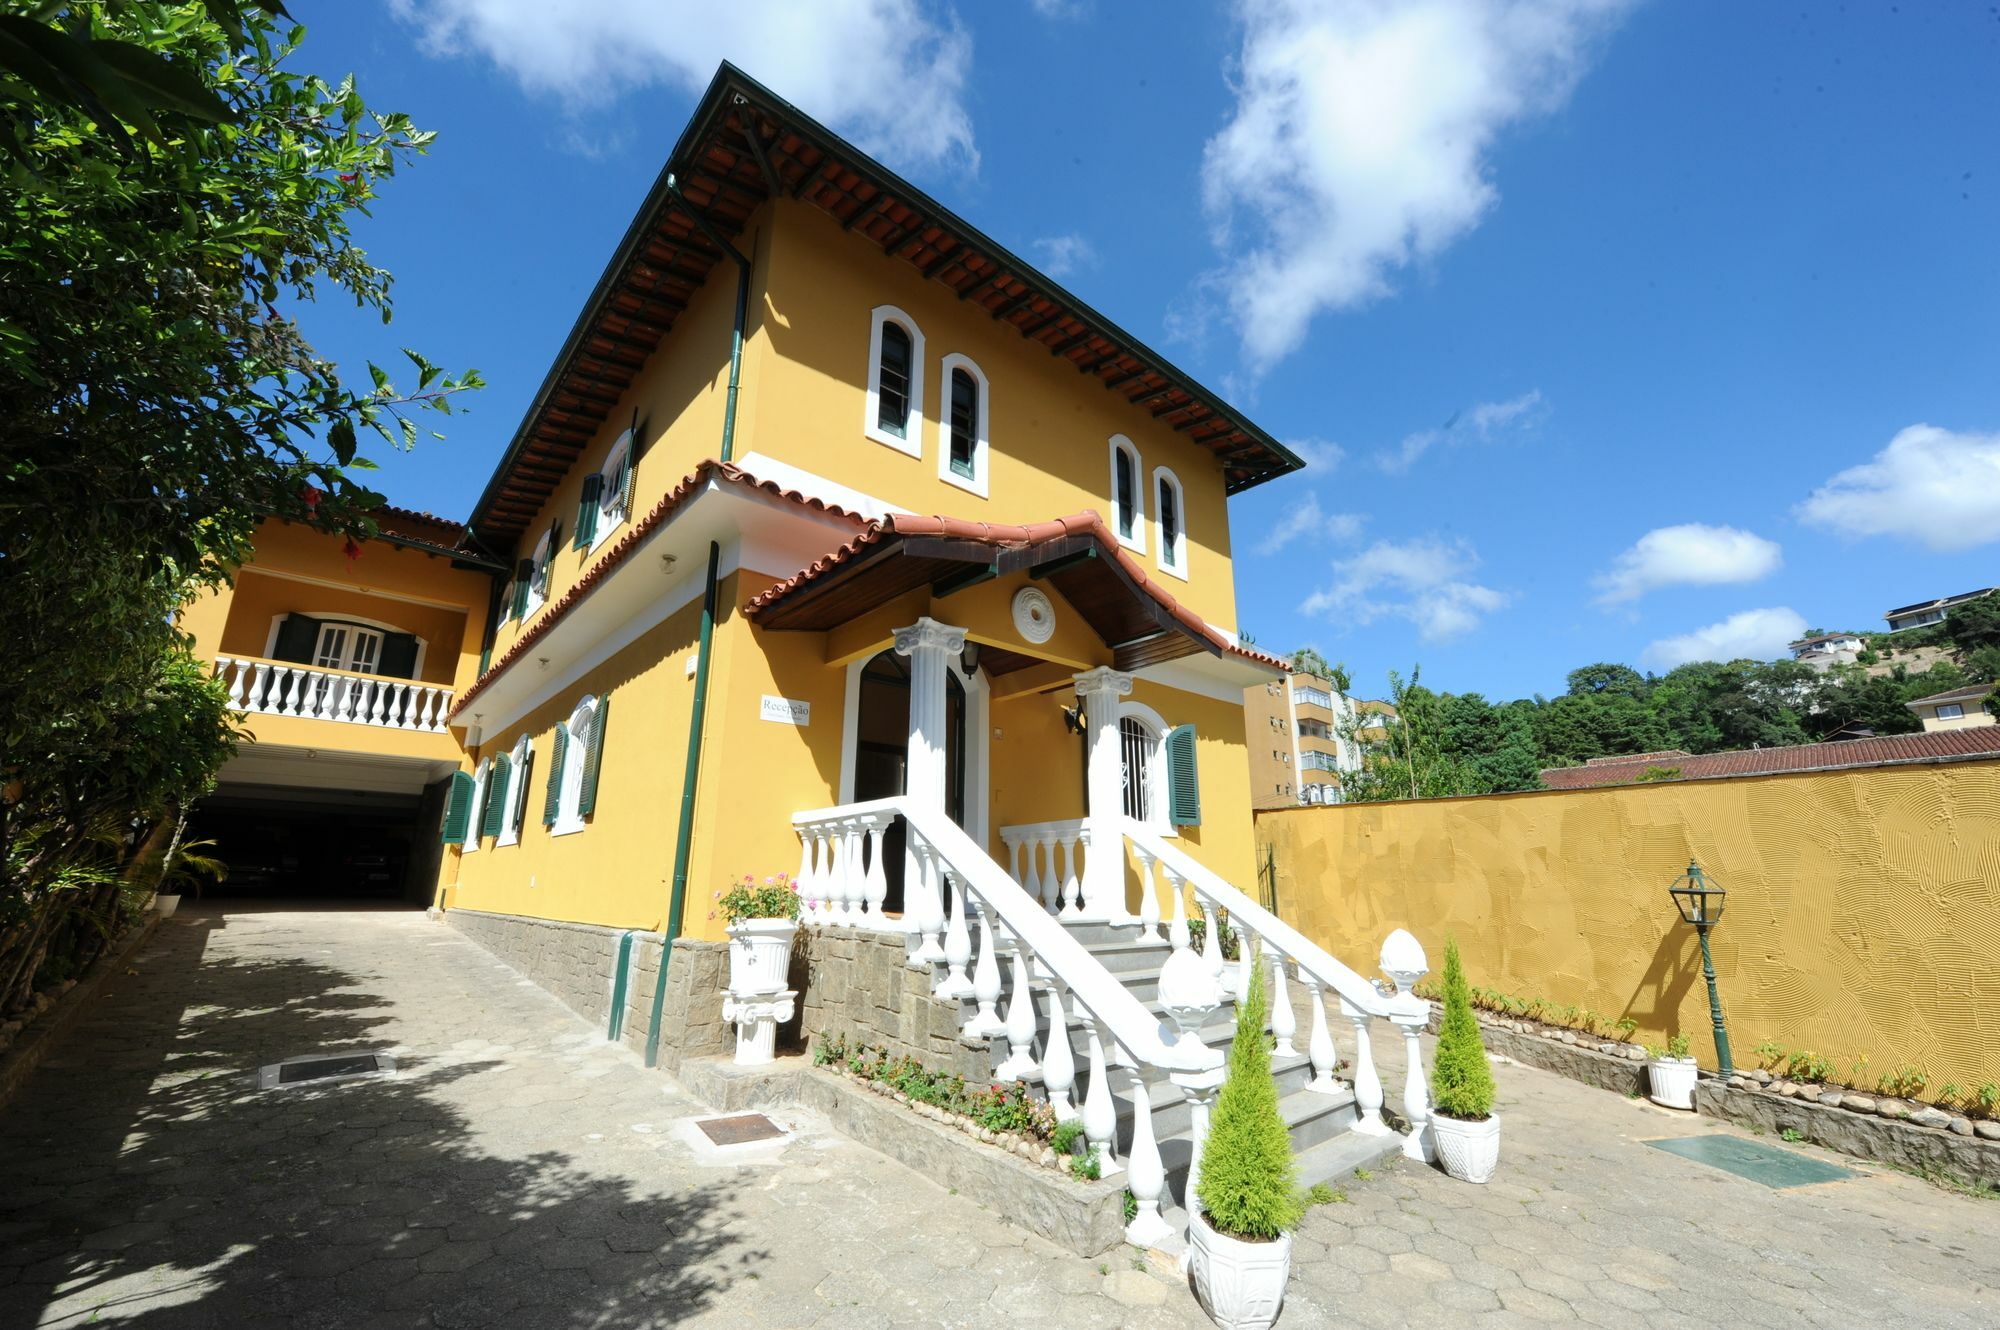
[1565,663,1649,700]
[1195,963,1300,1239]
[1532,691,1670,768]
[1287,647,1351,693]
[1431,938,1495,1120]
[2,4,474,1000]
[1946,595,2000,653]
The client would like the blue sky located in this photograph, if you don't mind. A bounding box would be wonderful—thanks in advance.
[302,1,2000,702]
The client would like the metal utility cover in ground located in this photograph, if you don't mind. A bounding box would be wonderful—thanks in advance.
[1645,1134,1857,1188]
[256,1053,396,1090]
[696,1113,786,1146]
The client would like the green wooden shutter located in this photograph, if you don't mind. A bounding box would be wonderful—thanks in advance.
[510,748,534,836]
[548,519,563,561]
[273,614,321,664]
[578,693,610,818]
[1166,724,1201,827]
[440,771,475,844]
[477,643,492,677]
[512,560,532,618]
[573,474,602,549]
[378,633,419,680]
[497,581,515,624]
[542,726,569,827]
[480,755,511,838]
[619,449,637,518]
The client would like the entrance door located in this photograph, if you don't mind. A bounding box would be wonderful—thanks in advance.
[852,649,966,913]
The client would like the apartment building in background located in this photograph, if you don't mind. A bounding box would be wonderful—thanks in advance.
[1244,671,1366,808]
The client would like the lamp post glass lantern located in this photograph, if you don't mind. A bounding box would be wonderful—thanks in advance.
[1668,860,1733,1077]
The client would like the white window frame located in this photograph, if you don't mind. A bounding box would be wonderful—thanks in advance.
[936,353,990,498]
[1936,703,1965,720]
[552,694,599,837]
[266,612,429,678]
[864,305,925,457]
[590,430,634,555]
[526,529,554,617]
[497,734,531,847]
[1108,435,1145,554]
[1117,699,1174,837]
[1152,465,1187,579]
[464,757,492,852]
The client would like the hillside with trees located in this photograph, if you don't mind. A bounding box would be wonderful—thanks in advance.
[1325,595,1999,802]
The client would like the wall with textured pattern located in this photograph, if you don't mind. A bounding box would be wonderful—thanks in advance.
[1257,760,2000,1094]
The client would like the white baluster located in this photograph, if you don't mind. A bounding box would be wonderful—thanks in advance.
[369,678,389,726]
[1081,1022,1118,1174]
[434,690,454,730]
[221,659,247,710]
[965,906,1005,1037]
[1006,833,1023,887]
[1124,1066,1171,1246]
[398,682,418,729]
[1303,974,1341,1094]
[1233,926,1256,1008]
[1135,847,1162,942]
[1395,1013,1435,1163]
[1178,1074,1222,1218]
[1343,1000,1388,1134]
[864,817,890,926]
[808,828,830,921]
[1039,834,1061,914]
[1042,981,1078,1121]
[1270,950,1298,1058]
[840,821,864,926]
[1199,898,1223,978]
[1023,834,1045,911]
[281,666,305,716]
[995,948,1038,1081]
[241,661,267,714]
[1059,831,1082,918]
[796,828,818,922]
[937,870,972,998]
[1167,868,1191,953]
[914,839,946,964]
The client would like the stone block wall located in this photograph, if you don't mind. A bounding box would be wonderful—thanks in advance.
[793,928,988,1082]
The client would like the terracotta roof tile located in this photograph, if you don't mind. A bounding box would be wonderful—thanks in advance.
[1540,728,2000,789]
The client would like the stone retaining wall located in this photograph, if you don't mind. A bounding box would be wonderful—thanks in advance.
[1700,1079,2000,1191]
[791,928,988,1082]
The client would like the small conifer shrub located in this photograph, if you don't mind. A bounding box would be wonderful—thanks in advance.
[1431,937,1496,1122]
[1195,964,1301,1240]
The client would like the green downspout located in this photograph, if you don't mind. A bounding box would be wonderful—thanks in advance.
[642,177,751,1068]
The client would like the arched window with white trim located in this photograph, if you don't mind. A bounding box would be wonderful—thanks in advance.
[1153,466,1186,578]
[938,353,989,497]
[497,733,532,846]
[1108,435,1144,553]
[525,528,555,617]
[547,692,612,837]
[1116,699,1173,833]
[574,429,633,556]
[865,306,925,456]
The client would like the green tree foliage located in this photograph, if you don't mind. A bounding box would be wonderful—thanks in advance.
[1431,938,1496,1121]
[1195,963,1301,1240]
[1945,595,2000,654]
[1287,647,1351,693]
[2,4,473,1004]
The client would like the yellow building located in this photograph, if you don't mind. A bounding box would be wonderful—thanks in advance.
[1243,672,1365,808]
[181,62,1300,1036]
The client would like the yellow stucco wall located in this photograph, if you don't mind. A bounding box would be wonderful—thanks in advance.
[1257,763,2000,1091]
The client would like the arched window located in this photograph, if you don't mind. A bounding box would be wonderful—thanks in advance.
[575,429,633,556]
[1153,466,1186,577]
[463,758,492,852]
[865,306,925,455]
[1108,435,1144,552]
[497,733,532,846]
[1120,716,1155,822]
[525,527,555,617]
[938,354,989,497]
[548,693,610,837]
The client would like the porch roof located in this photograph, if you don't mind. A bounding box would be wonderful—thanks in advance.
[744,511,1290,677]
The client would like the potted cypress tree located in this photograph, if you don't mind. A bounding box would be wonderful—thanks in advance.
[1428,937,1500,1183]
[1187,963,1301,1330]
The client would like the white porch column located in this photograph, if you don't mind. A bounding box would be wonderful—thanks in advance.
[1074,666,1134,922]
[896,617,965,962]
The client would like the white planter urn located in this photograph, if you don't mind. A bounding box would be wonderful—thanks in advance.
[1648,1056,1699,1110]
[1186,1208,1292,1330]
[726,918,798,996]
[1431,1112,1501,1184]
[153,893,181,919]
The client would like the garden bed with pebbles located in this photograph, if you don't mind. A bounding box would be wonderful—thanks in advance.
[1722,1067,1998,1142]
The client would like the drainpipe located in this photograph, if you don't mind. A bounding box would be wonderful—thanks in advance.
[640,175,750,1067]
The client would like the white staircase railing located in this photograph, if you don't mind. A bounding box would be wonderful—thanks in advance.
[794,797,1222,1244]
[998,818,1085,916]
[1122,817,1437,1164]
[214,654,455,733]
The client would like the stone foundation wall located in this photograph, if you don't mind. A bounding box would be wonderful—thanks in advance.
[792,928,988,1083]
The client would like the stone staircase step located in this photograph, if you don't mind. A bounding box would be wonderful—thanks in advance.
[1287,1124,1407,1192]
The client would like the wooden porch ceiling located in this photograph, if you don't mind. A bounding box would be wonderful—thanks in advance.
[468,63,1303,545]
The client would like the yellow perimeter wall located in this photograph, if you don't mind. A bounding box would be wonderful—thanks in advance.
[1257,763,2000,1091]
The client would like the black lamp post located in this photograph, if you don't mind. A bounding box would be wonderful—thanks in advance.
[1668,859,1733,1078]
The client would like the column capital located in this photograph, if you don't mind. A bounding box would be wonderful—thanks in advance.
[893,616,967,658]
[1072,666,1133,700]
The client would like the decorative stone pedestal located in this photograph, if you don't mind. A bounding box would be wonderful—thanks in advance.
[721,990,796,1066]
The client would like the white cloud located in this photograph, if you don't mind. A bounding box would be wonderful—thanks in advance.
[1255,491,1366,556]
[1797,424,2000,553]
[1642,607,1808,670]
[1028,0,1088,16]
[1200,0,1630,368]
[389,0,976,171]
[1592,524,1783,605]
[1377,390,1543,473]
[1032,233,1096,279]
[1285,436,1346,469]
[1302,536,1510,640]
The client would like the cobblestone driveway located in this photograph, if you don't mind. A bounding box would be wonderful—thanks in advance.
[1,906,1994,1329]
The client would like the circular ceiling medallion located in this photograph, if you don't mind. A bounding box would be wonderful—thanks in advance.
[1012,587,1056,644]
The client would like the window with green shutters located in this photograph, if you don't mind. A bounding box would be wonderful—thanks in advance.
[479,754,512,839]
[578,693,610,817]
[1166,724,1201,827]
[542,725,568,828]
[511,560,532,619]
[573,473,602,550]
[440,771,476,845]
[499,737,532,845]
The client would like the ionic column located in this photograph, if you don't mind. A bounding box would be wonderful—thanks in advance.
[1074,666,1133,922]
[896,617,965,961]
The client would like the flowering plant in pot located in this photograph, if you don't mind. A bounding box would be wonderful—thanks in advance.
[716,873,801,997]
[1187,963,1301,1330]
[1647,1031,1697,1110]
[1428,937,1501,1183]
